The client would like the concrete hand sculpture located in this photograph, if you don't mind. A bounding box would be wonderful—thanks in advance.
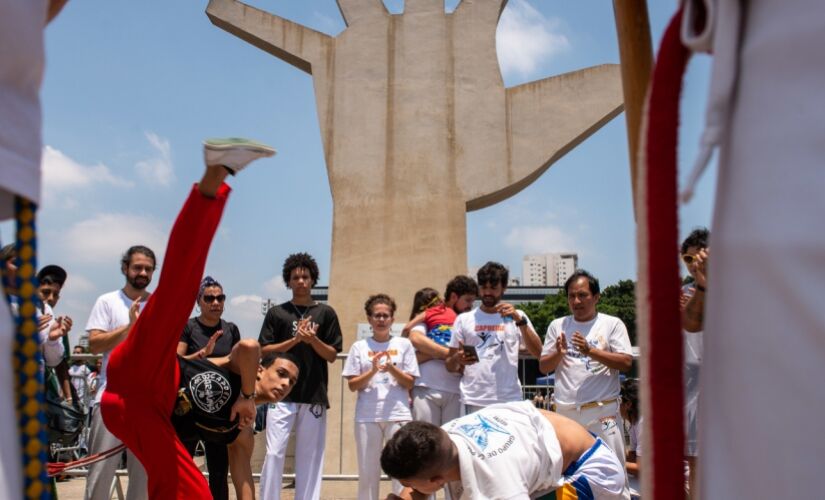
[207,0,623,331]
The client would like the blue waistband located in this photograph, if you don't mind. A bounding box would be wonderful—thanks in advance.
[563,438,603,477]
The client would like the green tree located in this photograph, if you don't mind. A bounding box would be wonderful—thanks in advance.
[520,292,568,340]
[598,280,637,346]
[518,279,637,345]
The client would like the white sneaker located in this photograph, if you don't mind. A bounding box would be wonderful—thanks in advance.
[203,137,276,175]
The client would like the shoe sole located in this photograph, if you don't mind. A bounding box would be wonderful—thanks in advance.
[204,139,275,156]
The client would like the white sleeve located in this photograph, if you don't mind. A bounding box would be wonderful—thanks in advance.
[410,322,426,334]
[515,310,534,348]
[401,340,420,377]
[41,338,65,367]
[608,318,633,355]
[541,320,561,357]
[39,305,64,367]
[341,342,362,377]
[447,316,464,348]
[85,296,111,332]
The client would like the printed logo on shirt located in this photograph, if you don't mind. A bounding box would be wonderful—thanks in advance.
[566,335,606,373]
[368,349,398,358]
[456,414,513,452]
[599,416,618,433]
[291,318,320,337]
[475,324,506,332]
[475,331,501,359]
[189,371,232,414]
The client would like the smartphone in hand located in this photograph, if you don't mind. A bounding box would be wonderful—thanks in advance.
[462,344,479,362]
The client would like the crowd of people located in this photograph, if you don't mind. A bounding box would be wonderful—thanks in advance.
[0,197,712,499]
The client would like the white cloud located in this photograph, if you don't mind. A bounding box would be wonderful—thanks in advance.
[135,132,174,187]
[41,145,133,205]
[504,224,577,255]
[63,213,167,264]
[229,294,267,338]
[63,273,96,294]
[496,0,570,79]
[263,275,290,301]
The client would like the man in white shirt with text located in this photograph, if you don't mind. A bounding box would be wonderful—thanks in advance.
[539,270,633,471]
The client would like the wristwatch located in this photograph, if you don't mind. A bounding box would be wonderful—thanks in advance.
[515,317,528,327]
[240,390,257,400]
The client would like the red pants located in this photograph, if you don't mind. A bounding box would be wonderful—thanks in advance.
[102,183,230,499]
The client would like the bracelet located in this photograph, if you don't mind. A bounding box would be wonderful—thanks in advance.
[515,317,528,327]
[240,390,257,400]
[695,284,706,292]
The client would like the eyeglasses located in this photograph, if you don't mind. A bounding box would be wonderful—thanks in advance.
[202,294,226,303]
[370,313,392,321]
[681,254,699,265]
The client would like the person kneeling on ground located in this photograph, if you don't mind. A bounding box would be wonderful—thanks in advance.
[381,400,629,500]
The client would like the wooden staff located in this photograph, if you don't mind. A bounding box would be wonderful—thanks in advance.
[613,0,654,217]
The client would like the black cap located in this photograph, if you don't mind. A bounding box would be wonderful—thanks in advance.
[37,265,67,286]
[0,243,15,262]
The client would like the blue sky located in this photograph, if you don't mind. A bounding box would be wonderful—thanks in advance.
[1,0,717,343]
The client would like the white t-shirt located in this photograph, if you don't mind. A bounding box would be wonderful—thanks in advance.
[39,302,65,367]
[410,322,461,394]
[342,336,419,423]
[0,0,46,220]
[85,289,147,404]
[9,298,63,367]
[69,363,91,401]
[628,416,643,456]
[681,285,704,367]
[541,313,632,406]
[444,401,563,500]
[449,308,532,406]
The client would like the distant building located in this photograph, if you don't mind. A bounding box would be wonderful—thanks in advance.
[522,253,578,286]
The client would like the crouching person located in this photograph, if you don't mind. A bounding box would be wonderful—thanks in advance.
[381,401,629,500]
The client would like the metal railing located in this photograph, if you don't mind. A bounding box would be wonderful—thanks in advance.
[57,352,558,499]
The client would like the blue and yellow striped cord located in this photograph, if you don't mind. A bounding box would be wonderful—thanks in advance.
[12,196,51,499]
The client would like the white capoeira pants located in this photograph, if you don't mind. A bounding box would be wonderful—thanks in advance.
[354,421,407,500]
[695,1,825,498]
[260,402,327,500]
[553,438,629,500]
[1,0,48,492]
[84,406,148,500]
[412,386,461,426]
[0,286,21,499]
[554,401,627,472]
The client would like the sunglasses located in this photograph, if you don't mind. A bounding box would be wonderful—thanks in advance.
[202,294,226,304]
[681,254,700,265]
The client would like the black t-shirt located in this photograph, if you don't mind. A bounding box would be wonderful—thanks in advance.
[171,357,242,445]
[180,318,241,358]
[258,301,343,408]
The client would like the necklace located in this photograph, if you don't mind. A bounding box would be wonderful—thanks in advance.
[289,301,312,320]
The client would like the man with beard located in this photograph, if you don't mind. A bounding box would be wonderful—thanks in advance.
[403,276,478,427]
[84,245,156,500]
[448,262,542,414]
